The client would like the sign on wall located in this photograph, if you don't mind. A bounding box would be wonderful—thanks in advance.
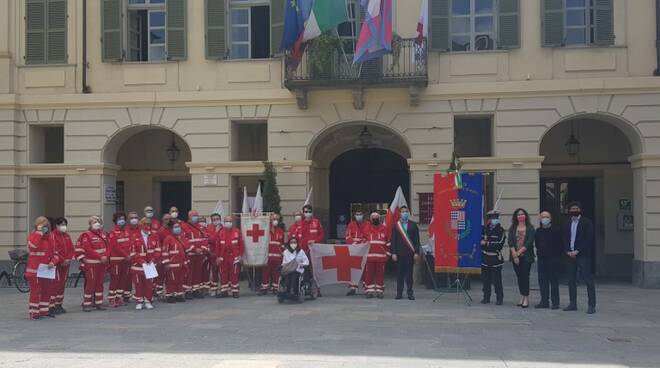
[104,184,116,204]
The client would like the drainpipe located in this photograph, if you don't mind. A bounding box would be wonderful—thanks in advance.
[82,0,91,93]
[655,0,660,76]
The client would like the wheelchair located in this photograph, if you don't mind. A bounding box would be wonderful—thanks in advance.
[277,265,318,304]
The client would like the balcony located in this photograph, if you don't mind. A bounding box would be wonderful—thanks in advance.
[284,38,428,109]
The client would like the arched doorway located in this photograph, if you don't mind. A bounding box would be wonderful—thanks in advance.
[104,127,192,219]
[309,123,411,239]
[540,114,641,281]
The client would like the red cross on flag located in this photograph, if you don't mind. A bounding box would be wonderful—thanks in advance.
[309,243,369,287]
[241,215,270,266]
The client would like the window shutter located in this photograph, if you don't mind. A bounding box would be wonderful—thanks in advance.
[46,0,67,64]
[594,0,614,46]
[205,0,226,60]
[497,0,519,49]
[25,0,46,65]
[429,0,449,52]
[167,0,187,60]
[270,0,285,56]
[101,0,122,62]
[541,0,564,47]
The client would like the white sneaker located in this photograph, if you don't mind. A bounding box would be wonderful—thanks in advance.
[144,302,154,310]
[135,303,143,310]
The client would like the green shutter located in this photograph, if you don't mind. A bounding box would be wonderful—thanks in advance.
[46,0,67,64]
[205,0,226,60]
[429,0,449,52]
[498,0,519,49]
[541,0,564,47]
[594,0,614,46]
[270,0,285,56]
[167,0,187,60]
[101,0,122,62]
[26,0,46,64]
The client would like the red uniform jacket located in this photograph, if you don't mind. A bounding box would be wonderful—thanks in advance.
[26,232,57,275]
[217,228,244,263]
[157,226,172,243]
[287,222,303,245]
[161,234,188,269]
[149,218,161,231]
[268,226,285,262]
[300,218,324,252]
[75,230,110,265]
[345,220,370,244]
[130,231,161,272]
[50,230,74,266]
[108,226,132,262]
[206,224,223,258]
[366,224,390,263]
[181,222,209,256]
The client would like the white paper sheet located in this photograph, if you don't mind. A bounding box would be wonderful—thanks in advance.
[143,262,158,279]
[37,263,56,280]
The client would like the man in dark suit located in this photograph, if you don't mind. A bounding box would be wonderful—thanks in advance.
[390,206,421,300]
[562,202,597,314]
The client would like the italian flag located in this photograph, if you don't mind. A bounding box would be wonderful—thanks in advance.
[385,186,409,240]
[302,0,349,42]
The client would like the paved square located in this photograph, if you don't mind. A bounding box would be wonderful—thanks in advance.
[1,271,659,368]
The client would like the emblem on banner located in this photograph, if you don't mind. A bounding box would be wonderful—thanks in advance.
[446,198,471,240]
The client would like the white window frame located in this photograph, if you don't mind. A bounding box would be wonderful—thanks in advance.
[564,0,596,46]
[228,0,270,60]
[125,0,167,62]
[337,0,360,55]
[449,0,498,52]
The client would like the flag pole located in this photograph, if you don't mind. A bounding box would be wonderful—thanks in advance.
[333,27,351,67]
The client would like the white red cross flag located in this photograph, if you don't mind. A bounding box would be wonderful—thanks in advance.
[241,215,270,266]
[309,243,369,287]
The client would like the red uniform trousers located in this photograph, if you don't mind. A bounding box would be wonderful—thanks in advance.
[153,262,165,295]
[26,274,52,318]
[52,264,70,307]
[220,258,241,293]
[364,261,386,294]
[166,266,185,297]
[261,258,281,290]
[132,270,154,303]
[186,254,205,292]
[122,261,132,300]
[108,260,130,305]
[201,256,211,291]
[82,263,106,307]
[208,256,219,293]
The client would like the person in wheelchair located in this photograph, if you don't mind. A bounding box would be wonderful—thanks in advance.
[278,239,309,301]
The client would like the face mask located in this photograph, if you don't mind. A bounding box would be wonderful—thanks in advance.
[129,218,139,226]
[371,219,380,226]
[490,219,500,226]
[355,215,364,222]
[92,222,103,231]
[304,212,312,220]
[199,222,207,227]
[145,211,154,218]
[294,215,302,222]
[272,220,279,227]
[41,226,49,235]
[290,243,298,250]
[401,212,410,221]
[58,225,67,233]
[541,218,551,226]
[212,220,222,226]
[141,229,150,235]
[191,216,199,224]
[224,222,233,229]
[172,227,182,235]
[171,212,179,219]
[117,219,126,227]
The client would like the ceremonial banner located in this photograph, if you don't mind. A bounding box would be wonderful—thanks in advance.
[433,173,483,273]
[240,215,270,266]
[309,243,369,286]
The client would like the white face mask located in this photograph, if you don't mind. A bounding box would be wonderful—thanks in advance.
[224,222,233,229]
[58,225,67,233]
[145,211,154,218]
[129,218,139,226]
[92,222,103,231]
[171,212,179,219]
[272,220,279,227]
[294,215,302,222]
[304,212,313,220]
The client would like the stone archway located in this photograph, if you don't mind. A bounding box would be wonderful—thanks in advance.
[539,113,642,281]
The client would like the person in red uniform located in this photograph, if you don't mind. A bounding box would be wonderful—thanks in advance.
[144,206,160,231]
[169,206,181,223]
[130,218,161,310]
[345,210,370,295]
[198,216,211,296]
[162,221,189,303]
[260,213,285,295]
[75,216,109,312]
[364,212,390,299]
[25,216,58,320]
[300,204,324,296]
[107,212,132,307]
[206,213,223,297]
[154,213,172,297]
[181,210,209,299]
[287,211,304,245]
[50,217,74,314]
[216,215,244,298]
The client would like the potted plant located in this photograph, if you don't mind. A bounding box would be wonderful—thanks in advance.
[306,33,342,79]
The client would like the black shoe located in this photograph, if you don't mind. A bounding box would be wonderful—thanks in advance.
[167,296,176,303]
[521,304,529,309]
[57,306,67,314]
[346,289,356,296]
[317,291,322,297]
[395,295,403,300]
[95,305,107,311]
[480,298,490,304]
[587,306,596,314]
[551,305,560,310]
[232,292,239,299]
[496,299,503,306]
[376,293,384,299]
[534,303,549,309]
[185,293,193,300]
[365,293,374,299]
[82,306,93,312]
[30,315,41,321]
[408,295,415,301]
[563,305,577,311]
[46,312,57,318]
[258,289,268,296]
[177,296,186,302]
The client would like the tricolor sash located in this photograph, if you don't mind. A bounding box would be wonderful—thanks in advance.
[396,221,416,255]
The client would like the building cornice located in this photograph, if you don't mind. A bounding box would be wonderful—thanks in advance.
[629,154,660,169]
[408,156,545,171]
[186,161,312,175]
[0,163,121,176]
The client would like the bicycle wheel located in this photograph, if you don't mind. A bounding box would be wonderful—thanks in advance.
[13,261,30,293]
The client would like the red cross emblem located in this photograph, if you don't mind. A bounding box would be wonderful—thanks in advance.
[246,223,265,242]
[322,246,363,282]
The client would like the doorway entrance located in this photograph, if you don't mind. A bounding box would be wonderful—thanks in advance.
[161,181,191,221]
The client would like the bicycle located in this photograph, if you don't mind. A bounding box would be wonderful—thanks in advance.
[7,249,30,293]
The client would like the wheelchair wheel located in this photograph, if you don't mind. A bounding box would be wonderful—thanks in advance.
[13,261,30,293]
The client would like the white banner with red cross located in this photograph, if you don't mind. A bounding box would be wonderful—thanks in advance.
[241,215,270,266]
[309,243,369,287]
